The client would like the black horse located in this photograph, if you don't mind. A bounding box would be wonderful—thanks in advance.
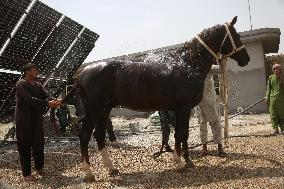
[62,17,250,180]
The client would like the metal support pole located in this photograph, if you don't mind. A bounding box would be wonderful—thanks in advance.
[248,0,253,30]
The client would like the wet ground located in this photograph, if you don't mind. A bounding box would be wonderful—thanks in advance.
[0,114,284,189]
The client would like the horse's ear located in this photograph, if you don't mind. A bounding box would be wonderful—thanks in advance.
[230,16,238,26]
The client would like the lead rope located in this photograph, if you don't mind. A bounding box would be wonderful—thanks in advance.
[195,23,247,144]
[219,59,229,143]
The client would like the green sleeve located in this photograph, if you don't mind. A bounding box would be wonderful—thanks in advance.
[266,76,271,102]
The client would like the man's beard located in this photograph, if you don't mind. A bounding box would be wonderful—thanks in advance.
[33,75,39,81]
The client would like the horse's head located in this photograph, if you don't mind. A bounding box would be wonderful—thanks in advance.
[220,16,250,67]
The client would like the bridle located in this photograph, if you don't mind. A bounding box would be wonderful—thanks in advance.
[195,23,245,64]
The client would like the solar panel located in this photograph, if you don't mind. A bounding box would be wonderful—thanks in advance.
[44,77,67,96]
[33,16,84,77]
[0,0,99,123]
[54,29,98,79]
[48,29,97,97]
[1,1,62,71]
[0,0,32,51]
[0,72,20,123]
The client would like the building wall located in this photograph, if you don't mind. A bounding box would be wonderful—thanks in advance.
[226,41,267,113]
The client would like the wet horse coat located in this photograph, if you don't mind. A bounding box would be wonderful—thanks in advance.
[63,17,250,179]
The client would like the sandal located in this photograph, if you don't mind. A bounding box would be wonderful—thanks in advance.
[200,150,209,157]
[24,175,37,182]
[218,150,227,158]
[36,169,47,176]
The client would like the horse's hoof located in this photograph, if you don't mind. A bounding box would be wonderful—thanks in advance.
[172,154,181,163]
[165,146,174,152]
[152,152,162,159]
[110,141,120,148]
[185,161,195,168]
[109,168,120,176]
[83,175,96,182]
[175,161,186,172]
[176,166,187,173]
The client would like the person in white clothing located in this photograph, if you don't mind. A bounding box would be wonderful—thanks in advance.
[198,65,226,157]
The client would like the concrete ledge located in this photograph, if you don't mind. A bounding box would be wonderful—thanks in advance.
[110,108,153,118]
[240,28,281,54]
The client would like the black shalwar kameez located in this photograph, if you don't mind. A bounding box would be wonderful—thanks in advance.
[15,79,51,176]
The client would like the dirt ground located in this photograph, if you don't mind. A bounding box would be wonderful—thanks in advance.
[0,113,284,189]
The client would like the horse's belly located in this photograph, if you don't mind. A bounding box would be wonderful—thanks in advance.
[113,71,204,111]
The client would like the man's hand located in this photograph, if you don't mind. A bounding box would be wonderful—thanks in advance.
[48,100,57,108]
[56,99,63,107]
[48,100,62,108]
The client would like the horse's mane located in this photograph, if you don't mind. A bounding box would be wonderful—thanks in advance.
[178,24,224,57]
[174,24,225,70]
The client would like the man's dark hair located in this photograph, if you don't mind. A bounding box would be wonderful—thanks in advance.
[22,63,38,74]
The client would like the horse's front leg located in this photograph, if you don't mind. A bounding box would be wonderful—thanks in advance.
[79,119,96,181]
[94,117,119,176]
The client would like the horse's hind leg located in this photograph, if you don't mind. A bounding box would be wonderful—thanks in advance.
[159,111,173,152]
[93,109,119,176]
[173,112,183,169]
[174,108,193,170]
[106,118,117,143]
[180,112,194,168]
[78,118,96,181]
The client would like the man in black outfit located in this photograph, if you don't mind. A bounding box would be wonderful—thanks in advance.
[15,63,60,181]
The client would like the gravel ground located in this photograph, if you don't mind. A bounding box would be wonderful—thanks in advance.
[0,114,284,189]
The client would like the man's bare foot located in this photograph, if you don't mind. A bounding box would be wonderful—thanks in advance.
[36,169,47,176]
[24,175,37,182]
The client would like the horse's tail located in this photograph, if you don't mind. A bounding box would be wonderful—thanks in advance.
[61,79,80,104]
[49,79,80,134]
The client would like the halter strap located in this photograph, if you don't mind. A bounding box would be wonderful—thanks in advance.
[195,35,221,61]
[195,35,222,62]
[224,23,245,56]
[195,23,245,64]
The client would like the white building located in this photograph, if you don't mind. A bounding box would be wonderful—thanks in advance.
[227,28,280,112]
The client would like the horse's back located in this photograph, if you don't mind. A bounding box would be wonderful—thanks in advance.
[78,60,204,111]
